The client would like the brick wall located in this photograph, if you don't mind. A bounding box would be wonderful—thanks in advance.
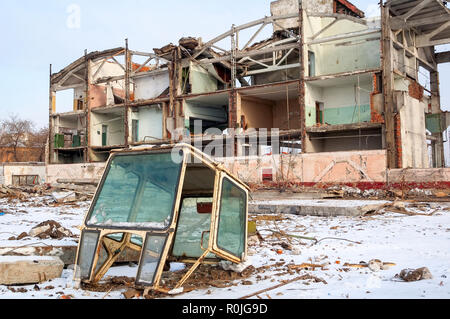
[408,80,424,101]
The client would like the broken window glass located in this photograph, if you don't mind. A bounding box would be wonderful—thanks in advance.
[86,152,183,230]
[93,243,109,274]
[172,197,215,259]
[217,178,247,259]
[75,231,100,280]
[136,234,168,285]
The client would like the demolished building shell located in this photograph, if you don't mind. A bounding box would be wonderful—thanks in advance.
[48,0,450,185]
[74,143,249,293]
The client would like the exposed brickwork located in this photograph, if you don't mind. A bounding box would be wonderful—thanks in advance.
[229,92,238,129]
[408,80,424,101]
[370,74,385,124]
[0,147,44,163]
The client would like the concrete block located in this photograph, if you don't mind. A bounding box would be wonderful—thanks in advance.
[0,256,64,285]
[249,200,388,217]
[0,245,140,266]
[0,246,78,266]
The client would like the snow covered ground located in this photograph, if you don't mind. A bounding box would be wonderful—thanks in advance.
[0,195,449,299]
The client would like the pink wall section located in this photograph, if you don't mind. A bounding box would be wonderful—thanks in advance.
[89,84,127,108]
[218,150,387,184]
[45,151,450,189]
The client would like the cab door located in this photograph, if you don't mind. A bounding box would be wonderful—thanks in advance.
[210,173,248,262]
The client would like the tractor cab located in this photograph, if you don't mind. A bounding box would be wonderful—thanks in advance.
[74,143,249,294]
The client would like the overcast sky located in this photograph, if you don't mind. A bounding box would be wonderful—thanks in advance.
[0,0,448,130]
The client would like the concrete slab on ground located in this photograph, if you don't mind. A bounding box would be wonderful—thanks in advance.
[249,199,390,217]
[0,245,140,266]
[250,190,332,201]
[0,256,64,285]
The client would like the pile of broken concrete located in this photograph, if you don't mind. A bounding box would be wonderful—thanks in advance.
[8,220,74,241]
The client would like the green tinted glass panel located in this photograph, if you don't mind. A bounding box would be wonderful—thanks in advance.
[217,178,246,258]
[75,231,100,280]
[105,233,142,246]
[87,152,183,229]
[136,235,167,285]
[94,244,108,275]
[172,197,215,259]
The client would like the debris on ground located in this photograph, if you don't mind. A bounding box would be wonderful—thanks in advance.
[52,192,77,204]
[397,267,433,282]
[219,259,253,273]
[287,263,328,271]
[1,188,449,299]
[122,288,141,299]
[362,201,442,217]
[320,185,449,201]
[28,220,74,239]
[0,183,94,203]
[239,273,328,299]
[343,260,396,271]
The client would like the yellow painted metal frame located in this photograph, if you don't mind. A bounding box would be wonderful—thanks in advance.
[74,143,249,294]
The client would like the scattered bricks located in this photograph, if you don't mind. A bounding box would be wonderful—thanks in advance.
[17,232,29,240]
[0,256,64,285]
[123,289,141,299]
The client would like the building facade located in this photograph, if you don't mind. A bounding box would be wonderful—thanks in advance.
[48,0,450,178]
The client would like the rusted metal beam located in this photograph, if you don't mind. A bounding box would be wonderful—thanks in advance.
[299,7,306,154]
[195,42,299,66]
[48,64,54,164]
[124,39,130,148]
[307,29,381,45]
[307,12,367,25]
[382,4,398,169]
[192,13,299,59]
[84,50,90,163]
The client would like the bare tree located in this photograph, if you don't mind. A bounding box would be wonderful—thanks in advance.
[0,115,34,162]
[28,126,49,162]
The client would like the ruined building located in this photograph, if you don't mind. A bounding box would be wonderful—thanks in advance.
[47,0,450,186]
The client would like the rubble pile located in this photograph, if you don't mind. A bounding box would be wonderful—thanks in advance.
[7,220,75,241]
[28,220,74,240]
[325,185,449,201]
[0,182,96,203]
[397,267,433,282]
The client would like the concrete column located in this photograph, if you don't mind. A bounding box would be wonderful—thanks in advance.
[430,70,445,167]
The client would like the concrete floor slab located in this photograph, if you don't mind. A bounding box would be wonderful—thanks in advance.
[0,256,64,285]
[249,199,389,217]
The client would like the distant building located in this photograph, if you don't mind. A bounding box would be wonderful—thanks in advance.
[48,0,450,184]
